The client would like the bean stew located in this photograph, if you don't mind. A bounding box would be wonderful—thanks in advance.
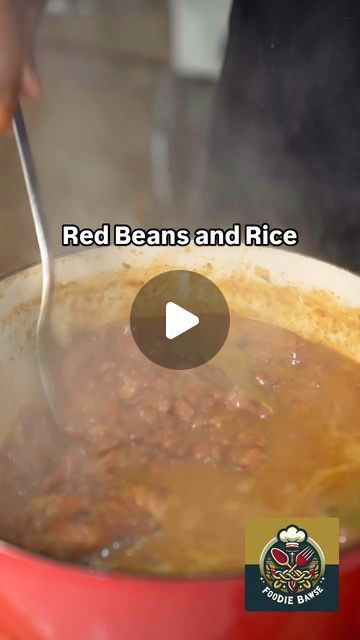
[0,316,359,576]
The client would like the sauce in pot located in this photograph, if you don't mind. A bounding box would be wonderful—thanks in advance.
[0,317,359,575]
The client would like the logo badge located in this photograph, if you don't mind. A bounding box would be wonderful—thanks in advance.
[245,518,339,612]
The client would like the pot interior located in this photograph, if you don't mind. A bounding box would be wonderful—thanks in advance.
[0,245,358,575]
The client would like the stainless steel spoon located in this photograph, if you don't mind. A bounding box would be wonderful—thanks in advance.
[13,104,60,424]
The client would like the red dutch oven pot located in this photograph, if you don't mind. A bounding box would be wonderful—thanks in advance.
[0,545,359,640]
[0,246,358,640]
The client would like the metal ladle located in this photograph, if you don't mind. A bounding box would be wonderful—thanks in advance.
[13,104,60,424]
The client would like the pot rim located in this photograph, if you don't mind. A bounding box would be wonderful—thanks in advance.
[0,538,359,584]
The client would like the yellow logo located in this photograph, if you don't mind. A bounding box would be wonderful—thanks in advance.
[245,517,339,612]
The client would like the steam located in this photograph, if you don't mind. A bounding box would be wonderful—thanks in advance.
[204,2,360,271]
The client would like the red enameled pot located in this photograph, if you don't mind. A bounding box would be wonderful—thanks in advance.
[0,245,358,640]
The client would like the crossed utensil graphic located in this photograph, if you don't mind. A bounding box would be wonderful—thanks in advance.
[269,545,317,591]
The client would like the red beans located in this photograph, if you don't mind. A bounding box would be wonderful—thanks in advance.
[53,326,273,473]
[225,386,272,420]
[192,441,223,466]
[162,431,191,458]
[174,400,195,422]
[197,395,216,411]
[0,322,274,563]
[230,446,267,470]
[19,490,161,560]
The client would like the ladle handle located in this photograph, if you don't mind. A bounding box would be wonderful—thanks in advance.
[12,105,59,425]
[12,104,53,282]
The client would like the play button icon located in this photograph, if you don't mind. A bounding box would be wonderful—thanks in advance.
[130,270,230,370]
[166,302,199,340]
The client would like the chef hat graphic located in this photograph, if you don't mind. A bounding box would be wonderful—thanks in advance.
[278,525,306,549]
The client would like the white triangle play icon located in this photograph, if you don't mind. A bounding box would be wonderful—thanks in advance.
[166,302,199,340]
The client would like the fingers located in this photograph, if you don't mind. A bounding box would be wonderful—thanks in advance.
[0,6,20,129]
[0,54,20,130]
[0,0,44,133]
[0,61,40,133]
[20,61,41,100]
[0,96,16,133]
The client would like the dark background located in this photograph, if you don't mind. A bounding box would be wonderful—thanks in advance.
[209,0,360,271]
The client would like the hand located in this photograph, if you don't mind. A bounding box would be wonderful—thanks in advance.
[0,0,45,132]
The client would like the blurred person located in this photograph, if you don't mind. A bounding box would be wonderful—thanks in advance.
[0,0,359,271]
[209,1,360,271]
